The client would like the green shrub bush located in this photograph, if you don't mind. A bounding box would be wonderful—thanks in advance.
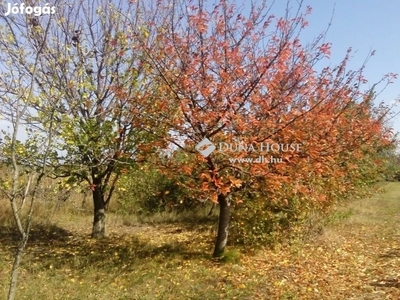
[115,165,201,215]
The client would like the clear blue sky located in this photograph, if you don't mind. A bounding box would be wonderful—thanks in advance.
[1,0,400,137]
[270,0,400,134]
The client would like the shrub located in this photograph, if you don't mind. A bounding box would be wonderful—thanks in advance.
[115,165,201,215]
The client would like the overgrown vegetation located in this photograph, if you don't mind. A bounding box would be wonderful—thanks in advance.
[1,182,400,299]
[115,165,201,215]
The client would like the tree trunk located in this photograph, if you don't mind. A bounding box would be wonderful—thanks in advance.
[8,237,27,300]
[213,194,230,257]
[91,183,106,238]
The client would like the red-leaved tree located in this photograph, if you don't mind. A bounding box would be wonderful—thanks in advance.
[131,0,396,256]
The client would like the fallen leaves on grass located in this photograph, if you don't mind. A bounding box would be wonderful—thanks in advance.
[1,183,400,299]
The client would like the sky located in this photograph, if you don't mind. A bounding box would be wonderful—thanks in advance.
[1,0,400,137]
[268,0,400,134]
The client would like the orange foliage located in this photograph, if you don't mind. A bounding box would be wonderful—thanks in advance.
[134,0,395,207]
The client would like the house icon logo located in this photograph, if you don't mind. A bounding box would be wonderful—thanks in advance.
[195,138,216,157]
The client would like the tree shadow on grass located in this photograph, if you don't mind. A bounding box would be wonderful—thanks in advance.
[0,223,211,272]
[0,223,73,243]
[368,248,400,289]
[370,278,400,288]
[378,247,400,259]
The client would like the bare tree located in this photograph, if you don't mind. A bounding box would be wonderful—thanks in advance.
[0,5,56,299]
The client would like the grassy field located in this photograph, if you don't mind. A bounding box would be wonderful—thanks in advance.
[2,182,400,299]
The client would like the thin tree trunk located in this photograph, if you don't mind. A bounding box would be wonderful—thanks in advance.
[8,237,28,300]
[91,183,106,238]
[207,203,216,216]
[213,194,230,257]
[8,174,38,300]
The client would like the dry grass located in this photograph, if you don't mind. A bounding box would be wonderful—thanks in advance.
[1,182,400,299]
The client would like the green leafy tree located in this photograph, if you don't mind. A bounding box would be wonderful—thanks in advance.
[0,0,164,237]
